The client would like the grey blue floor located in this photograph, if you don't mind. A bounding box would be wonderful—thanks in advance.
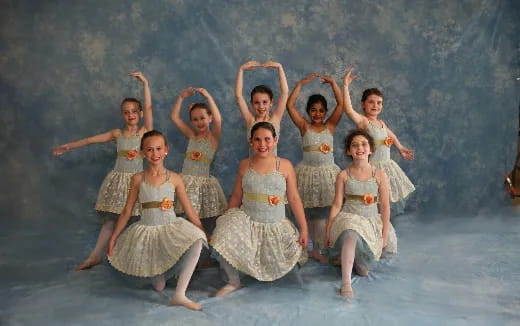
[2,211,519,326]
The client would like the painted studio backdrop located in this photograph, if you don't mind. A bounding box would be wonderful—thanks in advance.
[1,0,519,325]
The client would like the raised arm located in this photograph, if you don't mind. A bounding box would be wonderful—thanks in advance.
[384,123,415,160]
[170,88,196,138]
[53,129,119,155]
[376,170,390,249]
[325,170,347,248]
[107,173,141,256]
[343,68,368,129]
[264,61,289,123]
[319,75,343,132]
[195,88,222,140]
[130,72,153,131]
[235,61,262,125]
[282,159,308,249]
[287,73,316,135]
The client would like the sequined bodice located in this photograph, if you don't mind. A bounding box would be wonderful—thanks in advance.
[138,179,176,226]
[181,137,215,177]
[247,122,280,157]
[301,128,335,166]
[113,135,143,173]
[366,121,390,163]
[241,167,286,223]
[341,170,379,217]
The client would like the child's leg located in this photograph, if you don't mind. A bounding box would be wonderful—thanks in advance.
[171,240,203,310]
[306,208,329,263]
[214,256,241,297]
[75,219,115,270]
[340,232,357,297]
[152,274,166,292]
[197,217,217,268]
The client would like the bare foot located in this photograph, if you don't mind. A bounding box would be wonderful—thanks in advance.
[75,257,103,271]
[340,283,354,297]
[309,251,329,263]
[171,297,202,311]
[354,263,369,276]
[213,284,241,297]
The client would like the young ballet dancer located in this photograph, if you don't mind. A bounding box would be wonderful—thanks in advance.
[107,130,207,311]
[53,72,153,270]
[235,60,289,156]
[343,68,415,203]
[287,73,343,261]
[210,122,308,296]
[170,87,227,232]
[325,129,397,297]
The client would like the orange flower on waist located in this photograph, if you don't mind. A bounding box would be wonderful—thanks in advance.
[384,136,393,147]
[319,143,331,153]
[268,195,281,206]
[363,194,375,205]
[126,150,138,160]
[190,151,202,161]
[160,197,174,210]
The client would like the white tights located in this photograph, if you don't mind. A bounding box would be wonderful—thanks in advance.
[152,240,203,301]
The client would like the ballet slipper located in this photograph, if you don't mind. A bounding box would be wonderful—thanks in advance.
[75,257,103,271]
[213,284,242,297]
[354,263,369,277]
[340,283,354,297]
[171,297,202,311]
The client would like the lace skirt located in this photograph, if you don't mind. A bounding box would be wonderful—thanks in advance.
[211,208,306,281]
[108,217,207,277]
[175,174,227,219]
[95,170,140,216]
[329,212,397,261]
[371,159,415,202]
[295,163,340,208]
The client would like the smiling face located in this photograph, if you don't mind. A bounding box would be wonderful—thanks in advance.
[251,92,273,119]
[361,94,383,118]
[347,135,372,161]
[250,126,278,157]
[307,102,327,125]
[121,100,142,126]
[141,135,169,166]
[189,107,212,134]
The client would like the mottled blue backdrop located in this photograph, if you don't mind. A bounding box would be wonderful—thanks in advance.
[1,0,519,223]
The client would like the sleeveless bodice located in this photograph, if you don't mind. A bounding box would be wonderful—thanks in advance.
[138,178,176,226]
[247,122,280,157]
[181,137,214,177]
[301,128,335,166]
[241,165,286,223]
[341,169,379,217]
[366,121,390,163]
[113,135,143,173]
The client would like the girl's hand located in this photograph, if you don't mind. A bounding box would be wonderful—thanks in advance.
[194,87,209,98]
[53,144,70,156]
[399,147,415,160]
[129,71,148,84]
[343,67,357,86]
[317,74,333,85]
[382,236,388,249]
[263,61,281,69]
[241,61,262,71]
[298,230,308,249]
[180,87,195,99]
[324,233,331,248]
[106,237,117,257]
[299,73,317,85]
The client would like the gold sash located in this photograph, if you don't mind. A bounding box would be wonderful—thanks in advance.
[243,192,283,206]
[117,150,141,159]
[346,194,378,203]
